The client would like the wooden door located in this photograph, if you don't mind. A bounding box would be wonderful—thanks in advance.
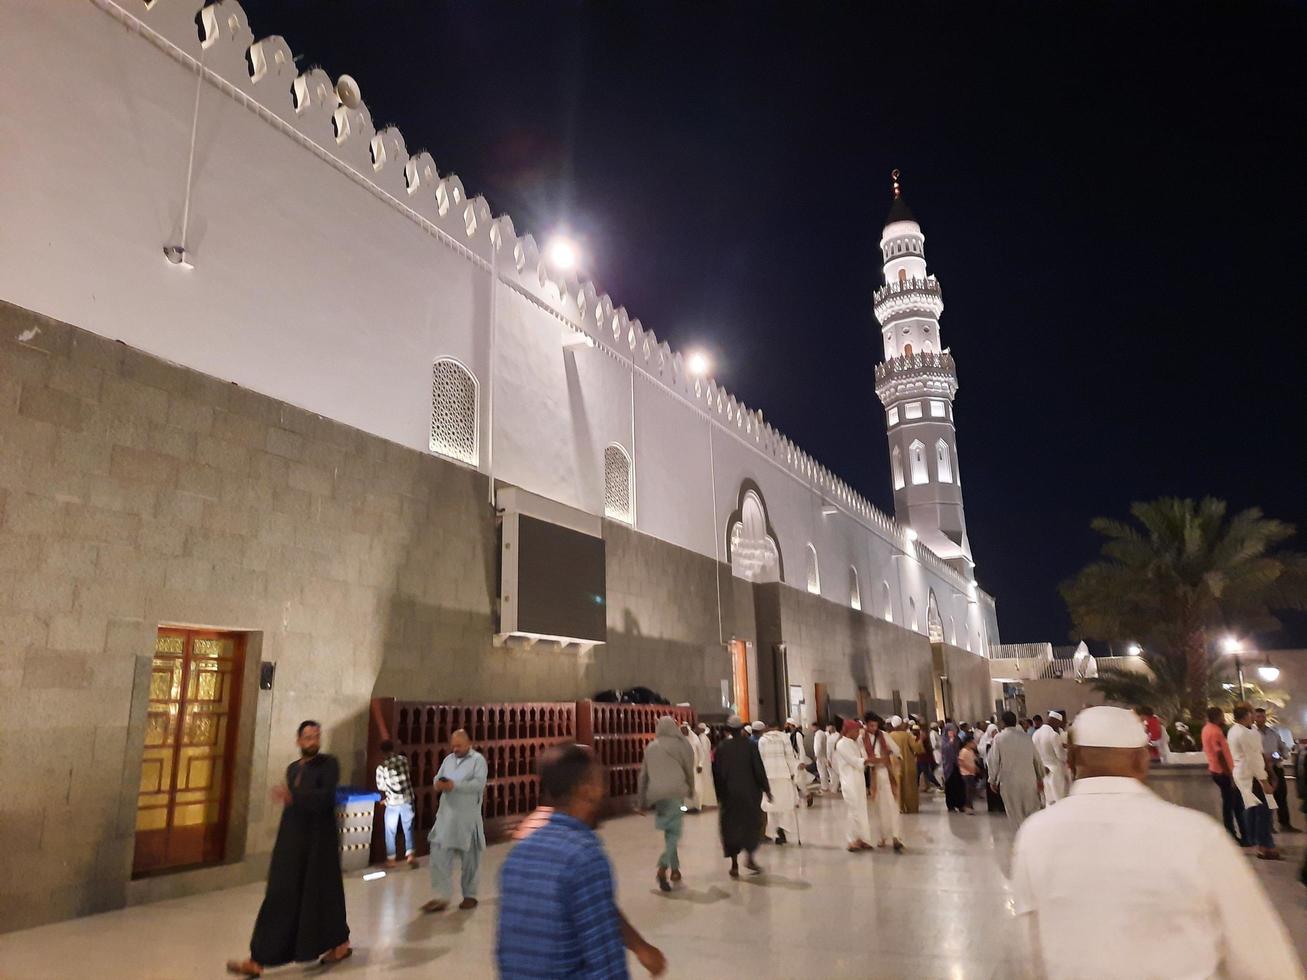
[133,628,245,876]
[729,639,750,723]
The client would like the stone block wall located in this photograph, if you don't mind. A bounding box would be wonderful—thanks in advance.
[0,300,740,931]
[766,584,941,724]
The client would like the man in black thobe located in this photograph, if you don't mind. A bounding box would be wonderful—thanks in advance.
[712,715,771,878]
[227,720,351,977]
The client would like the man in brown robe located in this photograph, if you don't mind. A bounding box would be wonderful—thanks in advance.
[888,716,924,814]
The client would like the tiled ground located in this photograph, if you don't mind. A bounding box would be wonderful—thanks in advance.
[0,790,1303,979]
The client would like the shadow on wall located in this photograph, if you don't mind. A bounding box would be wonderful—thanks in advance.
[846,604,873,694]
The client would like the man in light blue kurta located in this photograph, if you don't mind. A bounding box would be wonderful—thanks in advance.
[422,729,488,912]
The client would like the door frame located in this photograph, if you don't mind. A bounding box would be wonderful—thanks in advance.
[729,639,750,723]
[132,627,247,877]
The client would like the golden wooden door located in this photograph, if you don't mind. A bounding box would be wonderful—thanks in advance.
[730,640,750,723]
[133,629,245,876]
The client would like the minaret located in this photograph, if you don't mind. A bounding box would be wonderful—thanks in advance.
[873,170,973,575]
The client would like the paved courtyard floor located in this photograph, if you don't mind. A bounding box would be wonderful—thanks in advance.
[1,790,1304,979]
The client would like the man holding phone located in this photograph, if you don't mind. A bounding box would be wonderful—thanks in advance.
[421,729,488,913]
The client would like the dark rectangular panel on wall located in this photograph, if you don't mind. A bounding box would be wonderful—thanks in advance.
[512,515,606,643]
[751,582,784,723]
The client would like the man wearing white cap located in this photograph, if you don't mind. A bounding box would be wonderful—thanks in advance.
[694,724,718,810]
[1031,710,1070,804]
[1011,706,1304,980]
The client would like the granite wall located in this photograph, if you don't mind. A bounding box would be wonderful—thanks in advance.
[0,300,745,930]
[0,299,987,930]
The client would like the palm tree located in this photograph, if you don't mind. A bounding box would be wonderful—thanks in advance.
[1061,497,1307,723]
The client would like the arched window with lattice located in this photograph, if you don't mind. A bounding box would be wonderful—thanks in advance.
[430,358,478,466]
[603,444,633,524]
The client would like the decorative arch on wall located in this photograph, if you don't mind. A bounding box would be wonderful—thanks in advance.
[909,439,928,485]
[725,480,782,584]
[430,357,478,466]
[927,591,944,644]
[849,566,861,611]
[908,596,919,633]
[882,581,893,623]
[805,544,820,595]
[602,443,633,524]
[891,445,905,491]
[935,439,953,483]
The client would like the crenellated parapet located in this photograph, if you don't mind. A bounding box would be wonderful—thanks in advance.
[873,351,958,403]
[873,276,943,323]
[90,0,957,566]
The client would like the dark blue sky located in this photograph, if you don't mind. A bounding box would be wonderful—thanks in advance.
[240,1,1307,645]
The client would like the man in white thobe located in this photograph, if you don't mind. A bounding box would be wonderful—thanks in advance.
[1032,710,1070,804]
[1012,706,1303,980]
[694,724,718,809]
[682,722,706,811]
[812,723,831,793]
[758,725,800,845]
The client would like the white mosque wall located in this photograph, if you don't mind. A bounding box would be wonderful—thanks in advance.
[0,0,998,654]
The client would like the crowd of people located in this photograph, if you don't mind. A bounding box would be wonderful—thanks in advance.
[223,702,1306,979]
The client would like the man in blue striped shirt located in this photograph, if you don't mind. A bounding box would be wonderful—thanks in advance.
[496,744,666,979]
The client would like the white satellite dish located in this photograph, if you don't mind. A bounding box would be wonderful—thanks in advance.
[336,74,361,109]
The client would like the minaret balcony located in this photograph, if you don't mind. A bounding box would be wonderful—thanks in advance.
[874,350,958,404]
[873,276,943,323]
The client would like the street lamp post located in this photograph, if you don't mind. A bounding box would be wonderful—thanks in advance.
[1222,635,1248,702]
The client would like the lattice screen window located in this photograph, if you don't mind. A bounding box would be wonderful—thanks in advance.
[430,358,478,465]
[603,445,633,524]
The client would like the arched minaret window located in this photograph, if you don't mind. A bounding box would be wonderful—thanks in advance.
[903,343,914,357]
[935,439,953,483]
[603,444,633,524]
[909,596,919,632]
[430,358,479,466]
[805,543,820,595]
[882,582,893,622]
[849,566,861,611]
[909,440,928,485]
[891,445,905,490]
[898,268,907,285]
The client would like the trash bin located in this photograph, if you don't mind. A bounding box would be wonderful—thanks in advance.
[336,788,381,873]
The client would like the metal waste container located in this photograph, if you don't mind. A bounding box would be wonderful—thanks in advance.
[336,788,381,873]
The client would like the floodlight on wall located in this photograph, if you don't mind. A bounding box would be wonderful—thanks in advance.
[1258,661,1280,683]
[821,504,838,517]
[1126,643,1142,657]
[687,351,711,377]
[336,74,362,109]
[546,236,579,271]
[1221,635,1241,654]
[162,244,193,269]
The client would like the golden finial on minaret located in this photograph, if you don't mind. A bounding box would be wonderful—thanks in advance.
[891,168,902,199]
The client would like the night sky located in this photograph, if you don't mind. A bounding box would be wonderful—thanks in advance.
[239,1,1307,646]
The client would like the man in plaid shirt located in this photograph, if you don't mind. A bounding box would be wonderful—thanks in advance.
[375,740,417,868]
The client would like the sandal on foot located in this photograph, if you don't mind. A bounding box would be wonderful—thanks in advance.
[225,960,262,977]
[421,899,450,913]
[319,946,352,966]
